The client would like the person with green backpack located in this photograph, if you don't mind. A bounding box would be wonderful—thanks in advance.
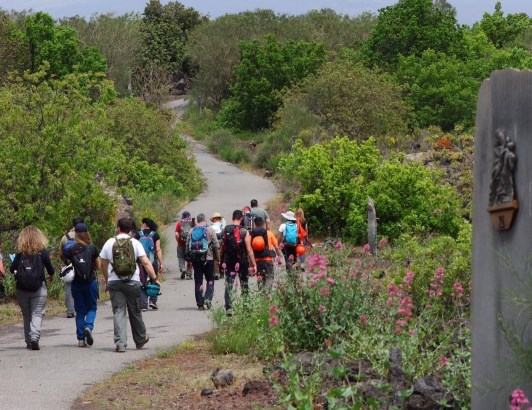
[99,217,160,353]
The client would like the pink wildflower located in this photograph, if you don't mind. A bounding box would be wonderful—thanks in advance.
[221,263,227,270]
[511,389,530,410]
[335,241,343,249]
[362,243,371,253]
[327,278,335,285]
[451,282,464,299]
[319,287,330,297]
[269,305,279,314]
[268,316,280,327]
[309,281,317,288]
[341,275,347,281]
[318,304,326,314]
[407,329,416,335]
[234,263,240,272]
[208,281,214,286]
[439,356,448,367]
[257,275,263,281]
[288,254,294,261]
[313,272,326,280]
[324,339,332,348]
[360,315,368,325]
[428,267,444,298]
[378,237,388,248]
[230,271,236,277]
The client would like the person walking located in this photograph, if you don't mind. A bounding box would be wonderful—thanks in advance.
[138,218,163,310]
[251,217,283,290]
[10,226,55,350]
[99,217,160,352]
[175,211,194,280]
[186,213,219,310]
[60,217,84,318]
[220,209,256,316]
[65,223,101,347]
[210,212,225,280]
[294,208,309,266]
[278,211,299,270]
[250,199,271,230]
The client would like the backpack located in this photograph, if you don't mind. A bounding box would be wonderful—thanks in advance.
[111,237,137,279]
[188,226,209,259]
[242,213,256,231]
[16,253,44,292]
[251,228,270,259]
[63,232,76,261]
[284,221,298,246]
[222,225,244,261]
[180,219,192,243]
[70,244,96,283]
[138,230,156,263]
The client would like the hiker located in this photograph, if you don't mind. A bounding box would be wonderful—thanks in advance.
[60,217,84,318]
[10,226,55,350]
[294,208,309,266]
[251,217,283,290]
[175,211,194,280]
[0,251,5,297]
[99,217,160,352]
[65,223,101,348]
[241,206,255,231]
[186,213,220,310]
[250,199,271,230]
[138,218,163,311]
[210,212,225,280]
[278,211,300,269]
[220,209,257,316]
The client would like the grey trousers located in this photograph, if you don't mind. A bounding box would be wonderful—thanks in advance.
[64,281,75,315]
[16,282,47,344]
[108,280,146,349]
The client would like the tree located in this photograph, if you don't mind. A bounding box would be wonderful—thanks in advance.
[433,0,456,15]
[218,35,327,130]
[477,2,531,49]
[282,59,408,140]
[363,0,464,70]
[0,11,28,83]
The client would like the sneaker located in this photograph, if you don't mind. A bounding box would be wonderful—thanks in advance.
[26,343,32,350]
[180,271,186,279]
[84,328,94,346]
[186,274,193,280]
[78,340,87,348]
[149,301,158,310]
[205,300,212,310]
[67,313,75,318]
[115,345,126,353]
[198,305,205,311]
[136,334,149,350]
[226,308,233,317]
[30,339,40,350]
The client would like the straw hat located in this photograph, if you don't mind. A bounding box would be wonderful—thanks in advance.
[211,212,223,222]
[281,211,296,221]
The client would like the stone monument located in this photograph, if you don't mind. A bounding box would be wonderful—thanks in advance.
[367,196,377,255]
[472,69,532,409]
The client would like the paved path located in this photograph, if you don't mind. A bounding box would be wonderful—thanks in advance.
[0,99,276,409]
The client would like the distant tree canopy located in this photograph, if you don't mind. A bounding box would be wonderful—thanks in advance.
[477,1,532,48]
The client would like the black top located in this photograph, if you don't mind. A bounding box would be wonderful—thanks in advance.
[10,250,55,276]
[67,243,100,282]
[141,229,161,244]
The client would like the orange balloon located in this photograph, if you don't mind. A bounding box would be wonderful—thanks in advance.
[252,236,266,251]
[296,244,306,256]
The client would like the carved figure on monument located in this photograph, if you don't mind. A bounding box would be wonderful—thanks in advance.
[489,128,516,206]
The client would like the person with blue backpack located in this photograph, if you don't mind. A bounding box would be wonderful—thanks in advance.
[60,217,84,318]
[185,213,219,310]
[278,211,300,270]
[138,218,163,311]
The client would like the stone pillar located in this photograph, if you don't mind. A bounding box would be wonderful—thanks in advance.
[472,69,532,409]
[367,196,376,255]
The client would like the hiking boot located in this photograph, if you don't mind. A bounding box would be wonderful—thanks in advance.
[198,305,205,311]
[30,339,40,350]
[115,345,126,353]
[84,328,94,346]
[26,343,32,350]
[205,300,212,310]
[78,340,87,348]
[149,301,158,310]
[136,335,149,349]
[67,313,75,318]
[180,271,186,280]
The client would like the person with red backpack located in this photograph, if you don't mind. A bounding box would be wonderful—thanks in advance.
[175,211,194,280]
[185,213,220,310]
[220,209,256,316]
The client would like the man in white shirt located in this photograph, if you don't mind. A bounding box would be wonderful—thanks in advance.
[100,217,160,352]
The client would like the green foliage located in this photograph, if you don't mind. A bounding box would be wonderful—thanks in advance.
[477,2,532,49]
[280,137,462,242]
[363,0,464,70]
[283,59,408,140]
[0,12,28,83]
[218,35,327,130]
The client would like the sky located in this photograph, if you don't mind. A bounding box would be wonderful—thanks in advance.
[0,0,530,26]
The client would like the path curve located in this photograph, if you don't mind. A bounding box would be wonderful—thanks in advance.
[0,99,277,409]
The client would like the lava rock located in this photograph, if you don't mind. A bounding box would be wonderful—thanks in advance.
[201,388,214,397]
[212,368,235,388]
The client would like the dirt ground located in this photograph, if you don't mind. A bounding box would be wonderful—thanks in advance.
[72,335,279,410]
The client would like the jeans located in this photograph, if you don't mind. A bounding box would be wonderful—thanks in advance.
[17,282,47,344]
[71,279,98,340]
[223,257,249,311]
[108,280,146,348]
[192,259,214,308]
[64,281,75,315]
